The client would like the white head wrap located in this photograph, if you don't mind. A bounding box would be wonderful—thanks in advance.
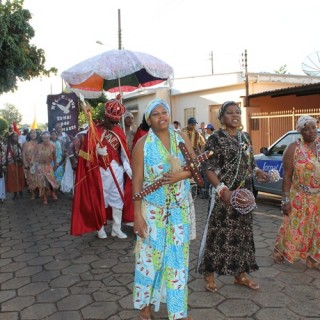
[124,111,133,119]
[144,98,170,121]
[296,115,317,133]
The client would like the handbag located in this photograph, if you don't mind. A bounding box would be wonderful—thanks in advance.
[60,158,74,193]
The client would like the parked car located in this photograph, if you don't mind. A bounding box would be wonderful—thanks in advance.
[253,129,320,196]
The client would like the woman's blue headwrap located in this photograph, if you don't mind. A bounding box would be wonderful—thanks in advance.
[144,98,170,121]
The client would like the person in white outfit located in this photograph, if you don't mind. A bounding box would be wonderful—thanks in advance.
[96,98,133,239]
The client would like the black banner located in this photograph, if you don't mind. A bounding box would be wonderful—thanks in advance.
[47,93,79,138]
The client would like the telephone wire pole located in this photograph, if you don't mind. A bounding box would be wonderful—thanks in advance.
[209,51,214,75]
[118,9,122,50]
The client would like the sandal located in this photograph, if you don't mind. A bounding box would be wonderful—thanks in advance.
[234,273,259,290]
[306,256,320,270]
[204,272,217,292]
[273,247,285,264]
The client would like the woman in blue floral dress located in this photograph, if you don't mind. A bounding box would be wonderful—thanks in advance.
[50,129,65,184]
[132,99,195,320]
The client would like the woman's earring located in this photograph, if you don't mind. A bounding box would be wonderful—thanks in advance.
[238,124,244,131]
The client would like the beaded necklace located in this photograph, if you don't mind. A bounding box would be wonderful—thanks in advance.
[301,138,320,162]
[222,130,243,189]
[317,139,320,162]
[303,140,315,151]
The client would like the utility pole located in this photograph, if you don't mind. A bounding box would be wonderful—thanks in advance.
[118,9,122,50]
[242,49,249,107]
[209,51,214,75]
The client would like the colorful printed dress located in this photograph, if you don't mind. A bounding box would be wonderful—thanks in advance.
[133,128,191,320]
[0,142,6,200]
[197,129,259,276]
[51,140,65,184]
[33,143,60,196]
[22,140,38,191]
[274,137,320,263]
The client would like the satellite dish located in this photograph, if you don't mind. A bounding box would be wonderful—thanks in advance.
[302,51,320,76]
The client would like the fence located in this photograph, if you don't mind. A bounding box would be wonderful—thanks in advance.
[249,108,320,154]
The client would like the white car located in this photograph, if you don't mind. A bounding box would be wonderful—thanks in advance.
[253,129,320,196]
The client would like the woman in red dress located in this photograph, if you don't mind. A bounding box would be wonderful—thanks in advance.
[5,132,25,200]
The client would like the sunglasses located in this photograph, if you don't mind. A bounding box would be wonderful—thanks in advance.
[110,120,119,125]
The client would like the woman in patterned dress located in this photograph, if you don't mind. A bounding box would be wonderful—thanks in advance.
[50,129,65,185]
[132,98,195,320]
[22,129,40,199]
[0,136,6,202]
[124,111,136,152]
[4,132,25,200]
[273,115,320,270]
[32,131,59,204]
[197,101,268,292]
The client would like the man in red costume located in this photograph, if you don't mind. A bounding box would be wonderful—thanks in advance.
[71,97,133,239]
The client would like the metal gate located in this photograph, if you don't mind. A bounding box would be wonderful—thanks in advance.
[250,108,320,154]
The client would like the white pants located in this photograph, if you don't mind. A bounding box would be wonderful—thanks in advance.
[99,160,124,209]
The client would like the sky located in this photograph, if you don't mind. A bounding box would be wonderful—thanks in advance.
[1,0,320,125]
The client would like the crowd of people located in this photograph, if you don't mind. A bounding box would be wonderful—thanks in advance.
[0,122,77,204]
[1,98,319,320]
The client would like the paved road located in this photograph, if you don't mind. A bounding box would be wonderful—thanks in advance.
[0,191,319,320]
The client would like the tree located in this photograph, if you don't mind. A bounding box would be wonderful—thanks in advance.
[0,103,23,124]
[0,0,57,95]
[78,94,107,127]
[274,65,289,75]
[0,117,8,135]
[37,122,47,131]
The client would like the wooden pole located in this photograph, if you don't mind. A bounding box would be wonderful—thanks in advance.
[244,49,249,107]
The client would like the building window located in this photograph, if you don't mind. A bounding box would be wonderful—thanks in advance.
[251,118,260,131]
[184,108,196,126]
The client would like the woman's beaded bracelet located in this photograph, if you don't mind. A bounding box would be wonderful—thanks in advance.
[216,182,228,198]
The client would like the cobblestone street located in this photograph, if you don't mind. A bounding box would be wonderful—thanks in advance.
[0,193,319,319]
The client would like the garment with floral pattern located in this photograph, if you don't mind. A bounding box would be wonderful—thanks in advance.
[274,137,320,263]
[197,129,259,276]
[51,140,64,184]
[22,140,38,190]
[33,143,59,196]
[133,128,191,320]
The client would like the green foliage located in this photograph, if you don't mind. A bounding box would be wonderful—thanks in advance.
[78,102,105,127]
[78,94,107,127]
[0,0,57,94]
[37,122,47,131]
[274,65,289,75]
[0,103,23,124]
[0,117,8,135]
